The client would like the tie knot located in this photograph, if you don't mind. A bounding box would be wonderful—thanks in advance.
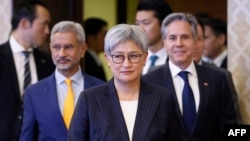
[65,79,72,86]
[178,71,189,82]
[150,55,158,61]
[149,55,158,66]
[22,51,30,58]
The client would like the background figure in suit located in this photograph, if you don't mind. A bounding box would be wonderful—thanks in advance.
[68,24,174,141]
[135,0,172,75]
[0,2,55,141]
[19,21,105,141]
[142,13,237,141]
[81,18,108,81]
[198,15,228,69]
[194,18,241,123]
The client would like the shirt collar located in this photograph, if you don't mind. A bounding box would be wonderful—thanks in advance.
[147,47,167,60]
[55,67,83,85]
[10,35,33,53]
[213,49,227,67]
[169,60,197,78]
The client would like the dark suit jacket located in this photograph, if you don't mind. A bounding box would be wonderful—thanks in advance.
[202,61,241,123]
[142,62,237,141]
[220,56,227,69]
[83,51,106,81]
[149,61,241,123]
[19,72,105,141]
[68,79,174,141]
[0,41,55,141]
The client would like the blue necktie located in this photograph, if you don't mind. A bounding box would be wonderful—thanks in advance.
[149,55,158,67]
[178,71,196,133]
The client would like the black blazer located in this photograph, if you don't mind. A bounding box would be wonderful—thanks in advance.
[220,56,227,69]
[83,51,106,81]
[202,61,241,123]
[68,79,174,141]
[142,62,237,141]
[0,41,55,141]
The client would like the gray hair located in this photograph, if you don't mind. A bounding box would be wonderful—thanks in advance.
[50,21,86,44]
[161,13,198,40]
[104,24,148,54]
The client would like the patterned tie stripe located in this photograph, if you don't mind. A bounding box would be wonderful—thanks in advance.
[23,51,31,89]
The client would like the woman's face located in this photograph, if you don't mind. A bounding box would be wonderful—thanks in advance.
[105,40,147,83]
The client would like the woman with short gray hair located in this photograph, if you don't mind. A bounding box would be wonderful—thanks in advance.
[68,24,174,141]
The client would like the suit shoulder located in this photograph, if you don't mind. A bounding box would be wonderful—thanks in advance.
[142,81,174,98]
[142,65,166,80]
[26,75,53,91]
[82,83,108,97]
[84,73,106,85]
[198,64,225,76]
[0,41,11,55]
[196,65,228,83]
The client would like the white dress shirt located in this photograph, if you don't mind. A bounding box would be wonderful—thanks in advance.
[55,67,84,115]
[142,47,168,75]
[10,35,38,96]
[202,48,227,67]
[169,60,200,114]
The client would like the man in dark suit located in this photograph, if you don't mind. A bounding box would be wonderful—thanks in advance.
[0,2,55,141]
[199,15,228,69]
[135,0,172,75]
[194,17,241,123]
[143,13,237,141]
[81,18,108,81]
[19,21,105,141]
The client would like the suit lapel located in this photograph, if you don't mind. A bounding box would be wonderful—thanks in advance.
[164,63,186,126]
[132,81,161,141]
[45,74,68,133]
[164,63,190,134]
[2,42,21,99]
[94,80,129,140]
[195,65,210,122]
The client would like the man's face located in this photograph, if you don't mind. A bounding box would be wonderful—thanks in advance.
[93,25,107,53]
[136,10,162,49]
[163,20,196,69]
[203,26,224,59]
[25,5,51,47]
[50,32,86,77]
[193,24,204,63]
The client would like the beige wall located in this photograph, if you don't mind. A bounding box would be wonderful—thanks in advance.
[0,0,12,44]
[228,0,250,124]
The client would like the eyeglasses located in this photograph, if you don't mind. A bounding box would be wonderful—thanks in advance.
[110,54,143,64]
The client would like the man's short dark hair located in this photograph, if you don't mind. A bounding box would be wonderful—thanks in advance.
[11,1,47,30]
[136,0,173,25]
[83,18,108,37]
[197,14,227,45]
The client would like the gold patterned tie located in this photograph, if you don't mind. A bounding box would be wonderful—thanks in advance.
[63,79,74,129]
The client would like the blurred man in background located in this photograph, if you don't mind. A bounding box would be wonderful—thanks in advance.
[81,18,108,81]
[136,0,172,75]
[0,1,55,141]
